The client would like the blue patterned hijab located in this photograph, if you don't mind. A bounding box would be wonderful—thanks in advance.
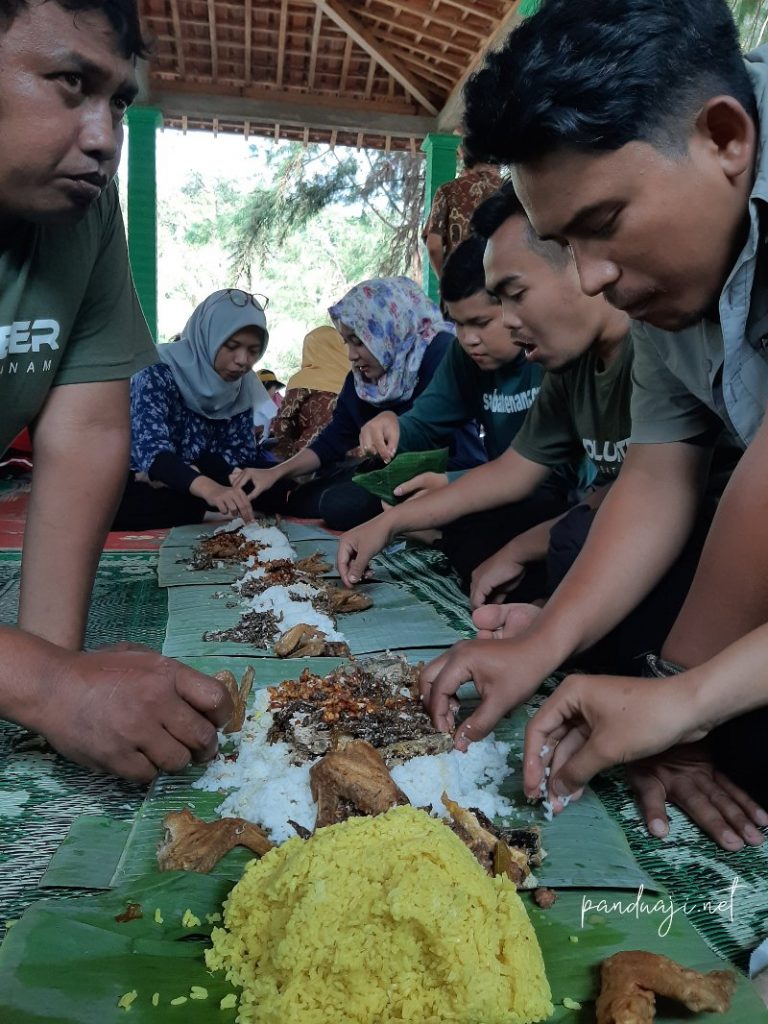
[157,289,271,420]
[328,277,453,406]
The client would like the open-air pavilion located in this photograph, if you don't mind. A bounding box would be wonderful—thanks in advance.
[127,0,539,331]
[5,4,768,1020]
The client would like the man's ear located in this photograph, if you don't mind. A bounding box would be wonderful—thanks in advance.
[695,95,756,183]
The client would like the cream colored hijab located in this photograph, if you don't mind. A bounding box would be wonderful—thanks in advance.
[285,326,350,394]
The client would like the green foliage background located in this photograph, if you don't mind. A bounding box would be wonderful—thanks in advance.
[153,1,768,377]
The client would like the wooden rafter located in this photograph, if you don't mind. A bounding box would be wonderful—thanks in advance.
[151,83,435,136]
[362,0,485,42]
[364,56,376,99]
[276,0,289,88]
[339,35,354,92]
[168,0,185,78]
[244,0,253,83]
[314,0,439,114]
[307,6,323,88]
[206,0,218,79]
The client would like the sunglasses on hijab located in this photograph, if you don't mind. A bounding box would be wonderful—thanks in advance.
[226,288,269,311]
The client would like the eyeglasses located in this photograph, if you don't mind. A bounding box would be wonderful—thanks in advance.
[226,289,269,311]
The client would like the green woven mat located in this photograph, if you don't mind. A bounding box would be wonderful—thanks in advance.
[2,538,768,974]
[0,551,165,935]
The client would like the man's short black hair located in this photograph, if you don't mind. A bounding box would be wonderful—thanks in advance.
[471,181,571,267]
[440,235,488,303]
[470,182,525,240]
[0,0,149,59]
[461,144,498,171]
[464,0,755,165]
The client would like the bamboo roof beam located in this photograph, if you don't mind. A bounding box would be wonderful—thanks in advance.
[313,0,439,114]
[244,0,253,83]
[168,0,186,78]
[276,0,289,88]
[307,6,323,88]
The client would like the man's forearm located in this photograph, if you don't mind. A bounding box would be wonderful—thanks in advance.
[426,235,443,277]
[0,625,70,730]
[690,622,768,731]
[385,450,547,536]
[663,422,768,667]
[20,382,130,650]
[526,443,710,664]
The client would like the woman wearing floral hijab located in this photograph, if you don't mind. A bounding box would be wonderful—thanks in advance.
[114,289,275,529]
[232,277,484,529]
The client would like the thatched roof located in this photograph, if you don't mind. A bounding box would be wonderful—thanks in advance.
[139,0,525,150]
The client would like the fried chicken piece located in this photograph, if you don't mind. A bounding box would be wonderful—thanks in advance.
[157,808,274,873]
[295,552,332,575]
[273,623,326,657]
[310,739,409,829]
[441,794,536,888]
[596,950,736,1024]
[216,666,255,734]
[325,586,374,614]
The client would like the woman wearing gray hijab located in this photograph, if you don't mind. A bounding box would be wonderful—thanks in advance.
[113,289,274,529]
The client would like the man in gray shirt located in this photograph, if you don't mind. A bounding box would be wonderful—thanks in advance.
[420,0,768,852]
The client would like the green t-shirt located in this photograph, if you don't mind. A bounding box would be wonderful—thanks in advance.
[397,338,543,460]
[512,335,633,485]
[0,183,156,453]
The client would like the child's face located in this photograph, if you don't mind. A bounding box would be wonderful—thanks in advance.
[446,291,518,371]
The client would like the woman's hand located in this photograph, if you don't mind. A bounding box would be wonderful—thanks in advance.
[359,412,399,463]
[189,476,255,521]
[228,465,281,499]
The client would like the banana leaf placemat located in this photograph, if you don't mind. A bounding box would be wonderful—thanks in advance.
[0,870,765,1024]
[162,580,463,658]
[158,534,394,587]
[352,448,449,504]
[101,654,653,893]
[160,518,337,548]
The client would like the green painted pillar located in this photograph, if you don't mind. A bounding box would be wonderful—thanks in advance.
[519,0,540,14]
[421,132,461,303]
[126,106,162,340]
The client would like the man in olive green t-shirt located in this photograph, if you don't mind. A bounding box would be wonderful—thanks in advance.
[337,187,631,597]
[0,1,231,780]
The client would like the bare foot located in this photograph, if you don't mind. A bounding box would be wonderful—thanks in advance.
[472,602,542,640]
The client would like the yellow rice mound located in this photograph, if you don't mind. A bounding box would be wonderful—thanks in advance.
[206,805,553,1024]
